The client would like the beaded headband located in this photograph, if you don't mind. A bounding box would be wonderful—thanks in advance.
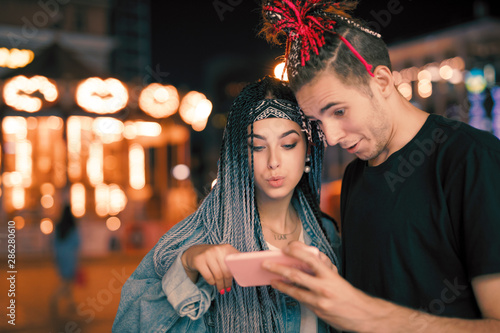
[262,0,381,78]
[251,98,326,145]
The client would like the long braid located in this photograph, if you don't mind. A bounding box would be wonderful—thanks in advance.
[153,76,337,332]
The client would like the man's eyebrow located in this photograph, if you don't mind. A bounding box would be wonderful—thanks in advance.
[320,102,340,115]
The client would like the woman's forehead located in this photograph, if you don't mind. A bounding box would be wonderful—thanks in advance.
[249,117,303,136]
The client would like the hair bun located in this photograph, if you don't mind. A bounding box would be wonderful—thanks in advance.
[261,0,358,44]
[261,0,380,79]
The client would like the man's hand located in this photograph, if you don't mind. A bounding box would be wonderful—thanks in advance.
[262,241,377,331]
[263,241,500,333]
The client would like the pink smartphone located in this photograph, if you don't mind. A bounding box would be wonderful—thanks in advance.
[225,247,320,287]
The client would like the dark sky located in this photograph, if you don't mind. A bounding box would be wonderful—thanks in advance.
[150,0,499,189]
[150,0,499,91]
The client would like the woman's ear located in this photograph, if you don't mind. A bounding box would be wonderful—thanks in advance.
[372,66,394,98]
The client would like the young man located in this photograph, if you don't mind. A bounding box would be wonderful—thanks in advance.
[260,1,500,331]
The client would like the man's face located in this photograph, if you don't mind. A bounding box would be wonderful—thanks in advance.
[296,71,392,166]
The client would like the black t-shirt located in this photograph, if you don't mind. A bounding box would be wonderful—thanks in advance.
[341,114,500,318]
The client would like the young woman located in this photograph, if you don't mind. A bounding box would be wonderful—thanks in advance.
[112,76,340,333]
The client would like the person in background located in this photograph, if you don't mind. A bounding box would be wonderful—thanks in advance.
[51,203,80,318]
[260,0,500,332]
[113,76,341,332]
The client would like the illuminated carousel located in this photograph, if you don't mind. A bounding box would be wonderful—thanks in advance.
[0,42,213,254]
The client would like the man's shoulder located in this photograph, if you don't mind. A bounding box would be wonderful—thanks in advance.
[428,114,500,158]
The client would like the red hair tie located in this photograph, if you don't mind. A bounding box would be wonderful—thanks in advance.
[263,0,378,78]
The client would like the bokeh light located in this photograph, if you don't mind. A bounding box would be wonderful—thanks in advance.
[274,62,288,81]
[13,216,25,230]
[76,77,128,114]
[106,216,121,231]
[139,83,179,118]
[71,183,86,217]
[40,218,54,235]
[0,48,34,68]
[172,164,190,180]
[3,75,58,112]
[129,143,145,190]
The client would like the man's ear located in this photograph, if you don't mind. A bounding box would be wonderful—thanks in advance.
[372,66,394,98]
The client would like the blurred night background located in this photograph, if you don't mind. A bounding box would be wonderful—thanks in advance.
[0,0,499,332]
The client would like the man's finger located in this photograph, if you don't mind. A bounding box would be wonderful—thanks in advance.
[270,278,319,306]
[282,242,335,278]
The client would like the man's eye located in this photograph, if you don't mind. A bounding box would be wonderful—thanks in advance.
[334,109,345,116]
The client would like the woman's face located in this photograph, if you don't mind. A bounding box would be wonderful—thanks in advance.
[248,117,307,203]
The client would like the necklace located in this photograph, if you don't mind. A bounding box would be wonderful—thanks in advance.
[261,215,300,241]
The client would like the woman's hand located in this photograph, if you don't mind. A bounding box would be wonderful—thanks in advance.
[181,244,240,294]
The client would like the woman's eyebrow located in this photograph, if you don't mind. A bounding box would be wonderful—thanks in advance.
[280,129,300,138]
[247,129,299,140]
[247,133,266,140]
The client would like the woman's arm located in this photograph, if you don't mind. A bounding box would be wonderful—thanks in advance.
[112,247,212,332]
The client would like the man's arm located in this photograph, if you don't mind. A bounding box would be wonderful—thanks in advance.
[263,242,500,333]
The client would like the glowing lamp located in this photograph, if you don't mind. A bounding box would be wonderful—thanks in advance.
[40,218,54,234]
[139,83,179,118]
[179,91,206,125]
[106,216,121,231]
[172,164,190,180]
[465,69,487,94]
[3,75,58,112]
[0,48,34,68]
[274,62,288,81]
[76,77,128,114]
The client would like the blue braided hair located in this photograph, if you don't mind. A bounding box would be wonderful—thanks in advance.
[153,76,338,332]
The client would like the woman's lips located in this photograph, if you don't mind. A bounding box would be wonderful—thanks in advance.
[268,176,284,187]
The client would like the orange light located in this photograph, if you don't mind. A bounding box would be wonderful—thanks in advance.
[41,194,54,209]
[76,77,129,114]
[3,75,58,112]
[71,183,86,217]
[3,117,27,140]
[87,140,103,186]
[67,117,82,181]
[179,91,212,130]
[418,79,432,98]
[129,143,145,190]
[92,117,124,144]
[95,183,109,216]
[397,82,412,101]
[0,48,34,68]
[13,216,25,230]
[139,83,179,118]
[108,184,127,215]
[15,140,32,187]
[106,216,121,231]
[12,186,25,210]
[274,62,288,81]
[179,91,206,125]
[40,218,54,235]
[439,65,453,80]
